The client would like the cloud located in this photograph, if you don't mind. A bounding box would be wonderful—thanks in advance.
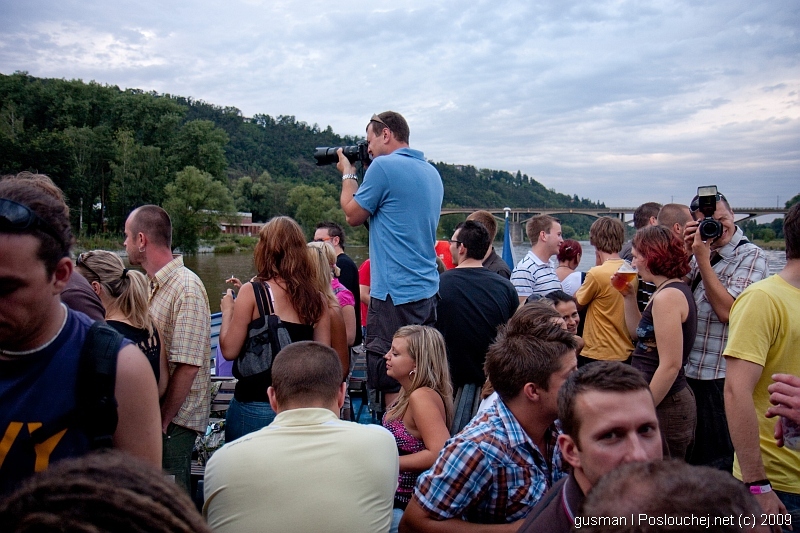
[0,0,797,209]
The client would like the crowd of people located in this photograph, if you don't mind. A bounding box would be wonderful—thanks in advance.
[0,110,798,533]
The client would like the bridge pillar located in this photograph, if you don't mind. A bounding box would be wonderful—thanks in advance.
[509,212,524,246]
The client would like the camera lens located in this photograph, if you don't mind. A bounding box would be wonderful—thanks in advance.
[698,218,723,240]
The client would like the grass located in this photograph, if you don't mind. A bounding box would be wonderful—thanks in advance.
[752,239,785,251]
[75,233,124,253]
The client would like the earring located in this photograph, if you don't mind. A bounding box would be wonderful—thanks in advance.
[409,369,416,378]
[138,246,146,253]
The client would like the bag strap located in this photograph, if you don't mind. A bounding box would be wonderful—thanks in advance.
[250,280,269,318]
[690,237,750,294]
[263,283,278,316]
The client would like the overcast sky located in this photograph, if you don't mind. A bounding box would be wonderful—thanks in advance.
[1,0,798,213]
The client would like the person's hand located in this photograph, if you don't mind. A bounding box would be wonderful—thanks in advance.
[610,273,635,297]
[766,374,800,442]
[226,276,242,290]
[683,220,699,255]
[336,148,357,176]
[754,491,789,533]
[690,223,712,265]
[221,289,235,314]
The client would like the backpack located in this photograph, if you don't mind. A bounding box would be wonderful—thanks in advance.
[30,322,122,450]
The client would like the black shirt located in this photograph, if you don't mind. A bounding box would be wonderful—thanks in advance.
[106,320,161,383]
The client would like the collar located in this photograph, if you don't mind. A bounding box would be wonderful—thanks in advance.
[561,472,585,524]
[714,226,745,259]
[270,407,340,428]
[391,146,425,161]
[149,255,184,298]
[496,397,559,452]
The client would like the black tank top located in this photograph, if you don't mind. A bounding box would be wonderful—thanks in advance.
[106,320,161,384]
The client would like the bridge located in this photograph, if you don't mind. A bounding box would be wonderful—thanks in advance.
[440,207,789,245]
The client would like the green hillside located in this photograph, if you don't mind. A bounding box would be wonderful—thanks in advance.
[1,72,603,244]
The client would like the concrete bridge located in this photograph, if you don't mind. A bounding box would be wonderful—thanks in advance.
[440,207,789,245]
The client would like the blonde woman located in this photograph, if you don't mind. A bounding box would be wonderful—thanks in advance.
[76,250,168,397]
[307,241,351,380]
[383,325,453,533]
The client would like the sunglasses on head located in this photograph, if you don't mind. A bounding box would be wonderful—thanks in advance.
[0,197,65,246]
[76,252,103,281]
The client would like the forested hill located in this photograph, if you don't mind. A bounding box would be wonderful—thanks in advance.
[1,72,603,241]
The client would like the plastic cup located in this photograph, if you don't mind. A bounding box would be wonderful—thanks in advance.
[781,417,800,450]
[612,261,638,291]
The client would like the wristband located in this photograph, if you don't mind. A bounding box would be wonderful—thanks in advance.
[342,174,358,181]
[745,480,772,495]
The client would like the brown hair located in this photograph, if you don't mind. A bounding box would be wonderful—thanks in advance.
[271,341,343,406]
[657,203,692,231]
[255,216,324,325]
[589,216,625,254]
[633,202,662,229]
[0,450,212,533]
[785,203,800,260]
[525,215,558,244]
[368,111,410,144]
[467,210,498,240]
[129,205,172,250]
[558,361,652,445]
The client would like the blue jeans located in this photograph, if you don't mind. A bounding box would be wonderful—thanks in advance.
[225,397,276,442]
[390,508,404,533]
[776,490,800,533]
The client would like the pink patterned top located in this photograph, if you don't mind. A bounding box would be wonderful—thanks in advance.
[383,414,426,509]
[331,278,356,308]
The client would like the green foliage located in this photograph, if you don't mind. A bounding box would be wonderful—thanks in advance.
[169,119,229,180]
[232,171,288,222]
[287,184,344,239]
[163,166,235,254]
[787,193,800,208]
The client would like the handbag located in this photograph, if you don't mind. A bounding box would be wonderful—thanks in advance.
[232,281,293,379]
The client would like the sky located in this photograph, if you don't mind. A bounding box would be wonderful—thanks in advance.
[1,0,798,214]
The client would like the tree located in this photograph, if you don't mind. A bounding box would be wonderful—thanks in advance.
[169,120,229,180]
[286,185,343,238]
[163,166,235,254]
[232,171,289,222]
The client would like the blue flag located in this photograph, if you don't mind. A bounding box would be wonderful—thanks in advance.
[502,214,514,268]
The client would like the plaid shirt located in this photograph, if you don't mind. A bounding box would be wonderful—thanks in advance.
[684,227,769,380]
[511,251,562,299]
[414,398,565,524]
[149,256,211,432]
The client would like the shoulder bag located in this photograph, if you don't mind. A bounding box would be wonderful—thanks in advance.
[233,281,293,378]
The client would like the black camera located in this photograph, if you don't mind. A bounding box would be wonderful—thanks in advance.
[695,185,724,241]
[313,141,370,166]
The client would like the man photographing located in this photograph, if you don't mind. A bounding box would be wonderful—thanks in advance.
[337,111,443,410]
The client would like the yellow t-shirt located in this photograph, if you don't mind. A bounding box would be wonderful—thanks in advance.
[575,259,635,361]
[725,274,800,493]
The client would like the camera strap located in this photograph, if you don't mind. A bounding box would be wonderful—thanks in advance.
[690,237,749,294]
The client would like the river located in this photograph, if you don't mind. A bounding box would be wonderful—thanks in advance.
[182,242,786,313]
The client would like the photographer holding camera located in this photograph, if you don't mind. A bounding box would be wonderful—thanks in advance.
[683,186,769,471]
[334,111,444,412]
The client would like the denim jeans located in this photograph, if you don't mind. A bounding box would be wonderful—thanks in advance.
[775,490,800,533]
[686,377,733,471]
[225,397,276,443]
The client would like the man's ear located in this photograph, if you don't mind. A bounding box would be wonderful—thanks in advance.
[336,381,347,410]
[267,386,279,413]
[559,433,582,470]
[53,257,73,294]
[522,382,540,403]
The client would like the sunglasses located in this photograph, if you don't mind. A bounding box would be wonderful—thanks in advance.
[370,114,391,132]
[76,252,102,281]
[0,197,65,246]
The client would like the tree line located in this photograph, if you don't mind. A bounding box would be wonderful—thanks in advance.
[1,71,606,252]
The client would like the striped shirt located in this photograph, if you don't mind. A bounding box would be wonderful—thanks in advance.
[511,251,562,299]
[149,256,211,433]
[414,398,565,524]
[684,227,769,381]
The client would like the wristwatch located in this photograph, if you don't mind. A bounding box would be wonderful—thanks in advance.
[342,174,358,181]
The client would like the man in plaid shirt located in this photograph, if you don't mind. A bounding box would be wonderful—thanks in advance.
[683,191,768,471]
[124,205,211,493]
[401,309,577,531]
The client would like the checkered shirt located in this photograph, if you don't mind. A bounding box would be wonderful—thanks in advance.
[149,256,211,432]
[684,227,769,380]
[413,398,565,524]
[511,251,562,299]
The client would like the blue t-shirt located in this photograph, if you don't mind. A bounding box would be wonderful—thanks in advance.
[0,309,124,494]
[354,147,443,304]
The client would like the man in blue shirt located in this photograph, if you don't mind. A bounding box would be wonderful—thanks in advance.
[337,111,443,408]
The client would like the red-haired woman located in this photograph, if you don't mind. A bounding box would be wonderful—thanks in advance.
[556,239,583,296]
[612,225,697,459]
[220,216,331,441]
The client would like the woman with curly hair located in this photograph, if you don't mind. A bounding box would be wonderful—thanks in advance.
[555,239,583,296]
[383,325,453,533]
[220,216,331,441]
[612,225,698,459]
[75,250,168,397]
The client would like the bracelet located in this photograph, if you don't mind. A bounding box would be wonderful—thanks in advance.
[342,174,358,181]
[745,480,772,495]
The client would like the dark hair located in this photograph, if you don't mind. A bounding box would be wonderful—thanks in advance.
[580,459,762,533]
[454,220,490,260]
[129,205,172,250]
[271,341,343,406]
[785,203,800,260]
[505,301,560,336]
[315,221,346,248]
[545,290,577,306]
[632,225,691,279]
[589,217,625,254]
[633,202,662,229]
[485,303,577,401]
[558,362,651,444]
[657,203,692,230]
[255,216,325,325]
[0,451,212,533]
[557,239,582,262]
[368,111,410,144]
[466,210,498,240]
[525,215,559,244]
[0,179,72,276]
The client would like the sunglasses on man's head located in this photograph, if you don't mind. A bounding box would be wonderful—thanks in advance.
[0,197,64,245]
